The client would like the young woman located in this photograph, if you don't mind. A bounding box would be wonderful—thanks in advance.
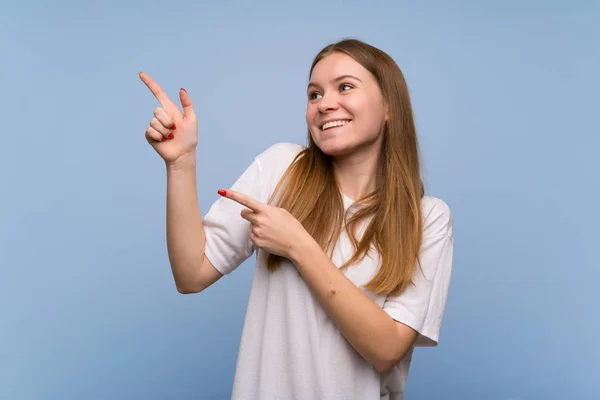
[140,39,454,400]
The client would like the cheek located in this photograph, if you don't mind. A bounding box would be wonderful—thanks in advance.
[347,95,372,116]
[306,104,317,125]
[352,104,386,135]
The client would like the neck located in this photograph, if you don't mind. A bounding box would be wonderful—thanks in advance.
[332,145,381,202]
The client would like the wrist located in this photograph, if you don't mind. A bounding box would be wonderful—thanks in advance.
[289,232,319,266]
[166,153,197,172]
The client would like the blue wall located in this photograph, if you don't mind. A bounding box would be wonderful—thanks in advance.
[1,1,598,398]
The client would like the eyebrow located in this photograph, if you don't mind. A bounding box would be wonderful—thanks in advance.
[307,74,362,90]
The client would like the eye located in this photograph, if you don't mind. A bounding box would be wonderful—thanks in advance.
[308,91,322,100]
[340,83,353,92]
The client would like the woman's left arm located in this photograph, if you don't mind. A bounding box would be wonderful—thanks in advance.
[289,237,418,373]
[218,189,420,373]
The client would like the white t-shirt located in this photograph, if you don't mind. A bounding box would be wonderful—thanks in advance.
[203,142,454,400]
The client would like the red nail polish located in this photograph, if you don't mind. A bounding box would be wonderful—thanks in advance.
[168,133,174,139]
[218,189,227,196]
[181,88,187,93]
[170,124,176,130]
[160,137,167,142]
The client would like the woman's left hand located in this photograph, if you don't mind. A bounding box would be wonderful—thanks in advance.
[218,189,311,261]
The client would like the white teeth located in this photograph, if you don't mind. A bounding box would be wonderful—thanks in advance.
[322,120,349,130]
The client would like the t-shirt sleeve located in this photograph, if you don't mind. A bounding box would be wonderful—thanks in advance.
[382,199,454,347]
[202,159,263,276]
[202,142,305,276]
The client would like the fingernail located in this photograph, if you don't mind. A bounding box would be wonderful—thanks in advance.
[170,124,176,130]
[181,88,187,93]
[168,133,174,139]
[160,137,167,142]
[218,189,227,196]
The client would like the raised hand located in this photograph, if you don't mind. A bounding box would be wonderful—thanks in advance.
[139,72,198,166]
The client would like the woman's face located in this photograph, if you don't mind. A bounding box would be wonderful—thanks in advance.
[306,52,388,157]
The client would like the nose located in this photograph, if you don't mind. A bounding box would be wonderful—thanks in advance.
[317,92,339,114]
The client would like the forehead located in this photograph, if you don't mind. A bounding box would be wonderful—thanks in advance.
[309,52,371,83]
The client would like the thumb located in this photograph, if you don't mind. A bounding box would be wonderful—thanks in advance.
[179,88,196,119]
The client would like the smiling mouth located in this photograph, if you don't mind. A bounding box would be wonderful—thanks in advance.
[321,119,351,131]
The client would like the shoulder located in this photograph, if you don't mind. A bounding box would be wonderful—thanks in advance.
[254,142,306,166]
[254,142,306,176]
[250,142,306,192]
[421,196,453,240]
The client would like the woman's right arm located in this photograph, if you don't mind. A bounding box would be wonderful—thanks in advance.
[165,154,223,294]
[139,72,221,294]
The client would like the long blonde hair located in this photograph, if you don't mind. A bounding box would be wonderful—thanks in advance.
[266,39,424,297]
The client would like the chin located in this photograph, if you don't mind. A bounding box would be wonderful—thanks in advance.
[314,133,383,160]
[314,139,354,157]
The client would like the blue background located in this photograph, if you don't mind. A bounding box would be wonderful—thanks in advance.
[2,1,598,399]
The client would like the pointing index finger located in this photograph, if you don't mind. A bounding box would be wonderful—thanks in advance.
[218,189,264,212]
[139,72,181,116]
